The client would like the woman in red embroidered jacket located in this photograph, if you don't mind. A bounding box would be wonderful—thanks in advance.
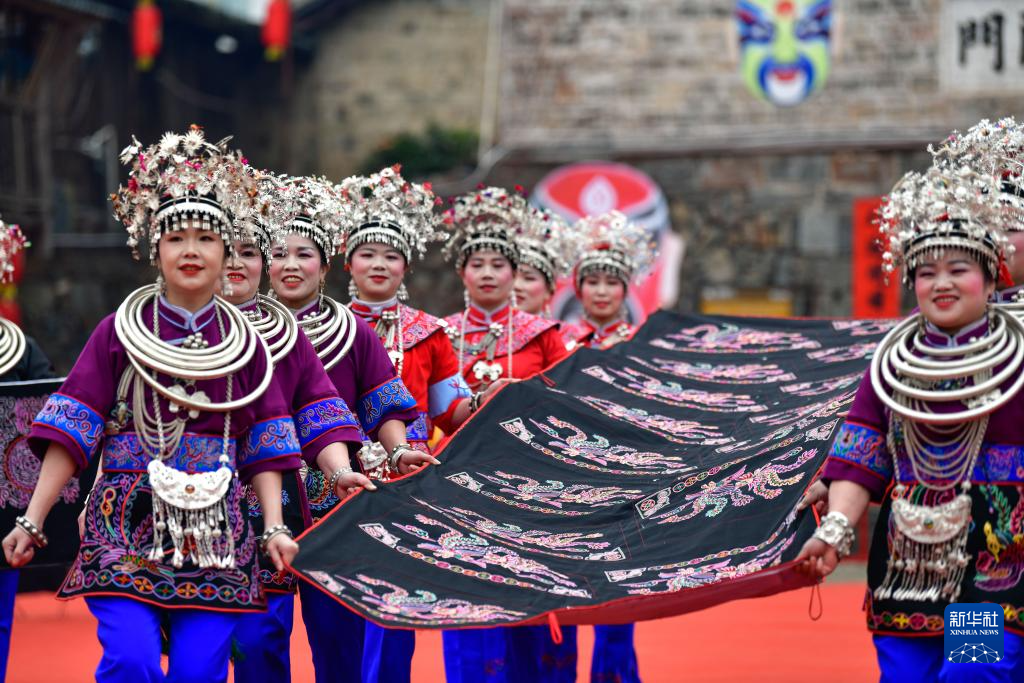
[512,209,649,683]
[563,211,655,352]
[438,186,569,682]
[340,167,475,466]
[441,187,568,398]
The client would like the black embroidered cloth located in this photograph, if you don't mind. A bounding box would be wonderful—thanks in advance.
[292,311,895,628]
[0,379,96,590]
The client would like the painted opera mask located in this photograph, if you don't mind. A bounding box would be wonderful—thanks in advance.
[735,0,832,107]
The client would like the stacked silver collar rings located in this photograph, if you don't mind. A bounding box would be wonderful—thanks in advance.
[114,284,273,413]
[0,318,26,378]
[246,294,299,367]
[296,295,357,371]
[870,308,1024,426]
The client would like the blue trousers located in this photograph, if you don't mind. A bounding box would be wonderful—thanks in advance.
[874,633,1024,682]
[511,625,575,682]
[592,624,640,683]
[443,627,510,683]
[363,621,415,683]
[233,592,294,683]
[85,596,238,683]
[0,570,17,683]
[506,624,639,683]
[301,582,412,683]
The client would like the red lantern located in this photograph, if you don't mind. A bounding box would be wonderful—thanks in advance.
[262,0,291,62]
[132,0,162,71]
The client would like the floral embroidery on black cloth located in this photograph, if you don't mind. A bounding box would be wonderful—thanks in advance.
[292,312,897,628]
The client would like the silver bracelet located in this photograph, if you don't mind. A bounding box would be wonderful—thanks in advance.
[812,511,855,558]
[388,443,414,470]
[15,515,48,548]
[327,466,353,493]
[259,524,293,554]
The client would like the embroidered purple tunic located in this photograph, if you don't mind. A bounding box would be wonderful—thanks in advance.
[823,318,1024,637]
[292,299,418,520]
[239,298,363,592]
[29,297,302,612]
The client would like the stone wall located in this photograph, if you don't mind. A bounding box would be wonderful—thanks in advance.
[289,0,494,178]
[498,0,1024,153]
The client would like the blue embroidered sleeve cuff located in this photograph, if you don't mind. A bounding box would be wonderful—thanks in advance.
[30,393,105,468]
[358,377,417,433]
[241,416,302,469]
[295,397,362,450]
[406,413,431,442]
[427,373,472,418]
[827,422,892,482]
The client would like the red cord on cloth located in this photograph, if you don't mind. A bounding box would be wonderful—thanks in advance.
[806,500,824,621]
[808,581,824,621]
[539,373,556,387]
[547,612,564,644]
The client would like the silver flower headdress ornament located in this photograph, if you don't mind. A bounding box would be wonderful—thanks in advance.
[513,205,572,289]
[338,164,442,263]
[258,173,348,261]
[110,125,259,261]
[441,185,529,268]
[0,217,28,284]
[573,210,656,290]
[879,165,1010,287]
[929,117,1024,232]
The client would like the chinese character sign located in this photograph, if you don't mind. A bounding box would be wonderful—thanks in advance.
[734,0,833,107]
[944,603,1005,664]
[941,1,1024,93]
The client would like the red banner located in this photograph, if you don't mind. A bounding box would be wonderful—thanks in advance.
[851,197,900,319]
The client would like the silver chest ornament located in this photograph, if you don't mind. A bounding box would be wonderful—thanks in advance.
[472,359,504,384]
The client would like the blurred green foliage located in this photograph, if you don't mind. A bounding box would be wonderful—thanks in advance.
[359,124,479,180]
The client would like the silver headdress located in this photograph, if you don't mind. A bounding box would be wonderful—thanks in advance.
[0,217,28,284]
[111,126,258,261]
[880,165,1010,286]
[442,186,526,269]
[513,206,572,288]
[338,165,441,263]
[930,117,1024,232]
[259,173,346,260]
[572,210,656,289]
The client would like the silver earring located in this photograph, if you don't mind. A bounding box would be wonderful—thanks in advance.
[463,290,470,309]
[398,283,409,302]
[221,273,233,298]
[510,289,518,309]
[348,280,358,299]
[156,272,167,295]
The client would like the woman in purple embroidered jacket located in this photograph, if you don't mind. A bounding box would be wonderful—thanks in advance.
[0,129,301,683]
[0,218,55,683]
[264,174,419,683]
[797,166,1024,681]
[223,209,368,683]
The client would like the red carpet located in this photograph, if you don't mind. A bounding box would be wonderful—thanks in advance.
[8,575,879,682]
